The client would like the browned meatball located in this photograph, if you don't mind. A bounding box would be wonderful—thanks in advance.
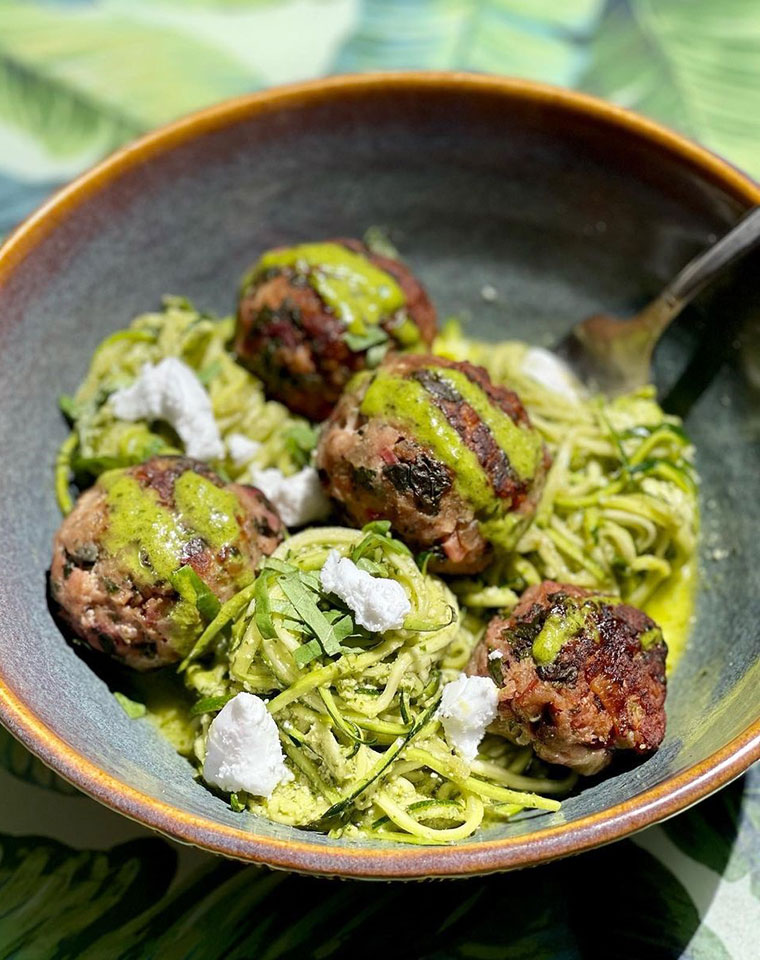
[316,353,549,574]
[235,238,436,421]
[468,581,667,775]
[50,456,283,670]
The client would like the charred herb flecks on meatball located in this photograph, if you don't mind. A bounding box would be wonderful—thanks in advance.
[468,581,667,775]
[316,353,549,574]
[235,239,437,421]
[50,456,283,669]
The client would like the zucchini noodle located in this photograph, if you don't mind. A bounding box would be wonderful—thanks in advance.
[56,298,700,844]
[57,296,310,493]
[184,525,571,843]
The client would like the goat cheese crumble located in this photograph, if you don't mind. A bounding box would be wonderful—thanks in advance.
[203,692,292,797]
[521,347,581,402]
[111,357,223,461]
[488,649,504,661]
[437,674,499,762]
[319,549,411,633]
[226,432,261,467]
[250,466,330,527]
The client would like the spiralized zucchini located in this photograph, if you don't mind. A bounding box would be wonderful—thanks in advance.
[184,524,567,843]
[56,300,700,844]
[55,297,311,512]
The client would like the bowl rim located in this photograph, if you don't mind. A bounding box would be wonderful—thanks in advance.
[1,71,759,879]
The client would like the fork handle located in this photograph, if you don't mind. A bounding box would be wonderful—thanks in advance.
[663,206,760,310]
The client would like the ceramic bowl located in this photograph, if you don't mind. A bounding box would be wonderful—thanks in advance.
[1,73,758,878]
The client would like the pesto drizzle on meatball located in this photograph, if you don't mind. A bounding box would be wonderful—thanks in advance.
[468,581,668,774]
[316,354,549,573]
[235,239,437,420]
[50,456,283,669]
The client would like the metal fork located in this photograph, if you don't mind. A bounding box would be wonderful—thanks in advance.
[557,207,760,396]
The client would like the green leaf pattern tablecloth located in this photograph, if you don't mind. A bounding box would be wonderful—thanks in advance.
[0,2,758,956]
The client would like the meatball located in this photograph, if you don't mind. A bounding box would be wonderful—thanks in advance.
[235,239,436,420]
[316,353,549,574]
[468,581,667,775]
[50,456,283,670]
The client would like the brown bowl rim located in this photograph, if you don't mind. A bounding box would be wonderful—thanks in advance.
[1,71,759,879]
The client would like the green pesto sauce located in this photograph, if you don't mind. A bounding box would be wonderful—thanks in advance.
[127,671,199,757]
[360,368,495,511]
[100,469,243,588]
[173,471,241,550]
[530,594,650,665]
[431,367,542,480]
[639,627,664,651]
[643,560,696,672]
[531,607,586,665]
[477,511,526,553]
[359,363,542,551]
[168,596,204,639]
[100,472,188,585]
[391,314,424,348]
[254,242,406,337]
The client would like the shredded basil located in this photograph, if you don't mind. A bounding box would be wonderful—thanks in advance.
[171,565,222,622]
[190,693,235,717]
[197,359,222,385]
[361,520,392,536]
[254,569,277,640]
[284,422,320,468]
[332,614,355,644]
[344,326,389,353]
[350,522,412,563]
[354,557,384,576]
[279,574,342,657]
[487,656,503,686]
[293,639,322,666]
[58,394,78,422]
[113,692,147,719]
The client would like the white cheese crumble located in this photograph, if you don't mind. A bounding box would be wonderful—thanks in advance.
[488,649,503,661]
[437,674,499,763]
[111,357,223,461]
[319,549,411,633]
[227,432,261,467]
[250,466,330,528]
[521,347,581,402]
[203,692,292,798]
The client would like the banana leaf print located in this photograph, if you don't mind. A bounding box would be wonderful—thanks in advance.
[334,0,607,84]
[134,1,281,7]
[1,833,717,960]
[0,170,61,238]
[0,0,259,176]
[664,765,760,901]
[0,833,176,960]
[0,726,77,795]
[418,842,730,960]
[578,0,760,180]
[0,3,756,957]
[334,0,760,179]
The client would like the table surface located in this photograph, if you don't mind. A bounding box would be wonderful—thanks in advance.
[1,2,758,957]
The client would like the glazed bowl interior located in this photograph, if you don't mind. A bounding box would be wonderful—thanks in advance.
[0,74,759,878]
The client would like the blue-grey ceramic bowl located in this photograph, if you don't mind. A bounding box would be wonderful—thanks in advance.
[0,73,758,878]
